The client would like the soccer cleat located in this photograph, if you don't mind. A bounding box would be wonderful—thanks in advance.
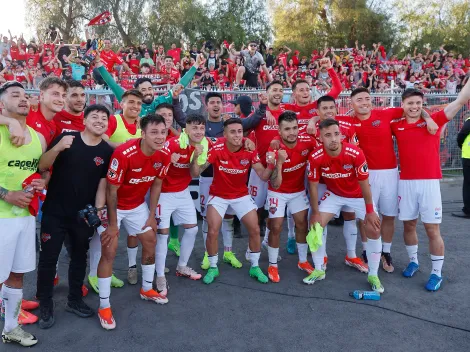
[168,239,181,257]
[21,299,39,311]
[111,274,124,288]
[223,251,242,268]
[127,266,138,285]
[287,237,297,254]
[203,267,220,285]
[155,276,168,297]
[402,262,419,278]
[381,252,395,273]
[249,266,268,283]
[303,269,326,285]
[297,261,315,275]
[140,288,169,304]
[201,252,210,270]
[368,275,385,293]
[88,275,99,294]
[98,307,116,330]
[268,265,280,283]
[53,273,59,286]
[362,250,368,264]
[2,326,38,347]
[18,309,38,325]
[176,266,202,280]
[82,285,89,297]
[345,256,369,273]
[425,274,443,292]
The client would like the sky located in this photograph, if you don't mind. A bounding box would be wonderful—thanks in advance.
[0,0,33,39]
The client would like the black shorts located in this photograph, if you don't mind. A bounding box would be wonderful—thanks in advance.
[242,70,259,88]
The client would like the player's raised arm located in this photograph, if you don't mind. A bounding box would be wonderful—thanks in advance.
[444,78,470,120]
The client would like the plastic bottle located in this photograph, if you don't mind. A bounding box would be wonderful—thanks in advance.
[11,185,34,216]
[349,290,381,301]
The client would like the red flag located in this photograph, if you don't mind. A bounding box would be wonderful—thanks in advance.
[87,11,112,26]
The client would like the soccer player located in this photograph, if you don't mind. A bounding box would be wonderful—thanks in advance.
[349,87,438,272]
[52,80,86,138]
[199,92,266,270]
[391,83,470,291]
[0,81,46,346]
[198,118,277,284]
[307,119,384,293]
[97,114,170,330]
[154,114,207,296]
[266,111,318,282]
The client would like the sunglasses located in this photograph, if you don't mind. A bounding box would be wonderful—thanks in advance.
[249,44,257,48]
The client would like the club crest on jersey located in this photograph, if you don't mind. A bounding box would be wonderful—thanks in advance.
[240,159,249,166]
[153,162,162,169]
[417,121,427,128]
[94,157,104,166]
[41,233,51,242]
[110,158,119,171]
[301,149,309,156]
[372,120,381,127]
[269,206,277,215]
[343,164,353,171]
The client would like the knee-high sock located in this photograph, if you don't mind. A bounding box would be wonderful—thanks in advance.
[406,245,418,264]
[222,218,234,252]
[263,227,270,244]
[2,285,22,332]
[89,231,101,277]
[127,245,138,268]
[430,255,444,277]
[178,227,198,267]
[367,237,382,276]
[155,234,169,276]
[343,220,358,258]
[141,264,155,291]
[268,246,279,266]
[98,277,111,309]
[312,229,327,270]
[249,251,261,267]
[297,242,308,263]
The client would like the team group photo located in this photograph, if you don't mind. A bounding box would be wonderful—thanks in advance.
[0,0,470,350]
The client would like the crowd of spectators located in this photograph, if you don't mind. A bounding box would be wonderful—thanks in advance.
[1,28,470,93]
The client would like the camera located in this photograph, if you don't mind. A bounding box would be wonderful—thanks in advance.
[78,204,101,228]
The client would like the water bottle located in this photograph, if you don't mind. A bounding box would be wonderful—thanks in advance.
[11,185,34,216]
[349,290,381,301]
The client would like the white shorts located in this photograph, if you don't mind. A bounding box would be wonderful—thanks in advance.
[266,190,309,218]
[248,170,268,208]
[208,195,257,220]
[398,179,442,224]
[369,168,399,216]
[316,183,352,216]
[0,216,36,283]
[98,203,152,237]
[157,188,197,229]
[319,190,376,221]
[199,176,234,217]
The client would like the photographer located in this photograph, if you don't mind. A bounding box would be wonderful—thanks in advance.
[35,104,113,329]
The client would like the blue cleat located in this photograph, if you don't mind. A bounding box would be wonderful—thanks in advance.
[425,274,442,291]
[402,262,419,278]
[287,238,297,254]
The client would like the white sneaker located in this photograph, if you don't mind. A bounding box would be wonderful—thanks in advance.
[155,276,168,296]
[176,266,202,280]
[2,326,38,347]
[127,267,138,285]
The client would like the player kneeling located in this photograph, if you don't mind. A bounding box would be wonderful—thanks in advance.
[307,119,384,293]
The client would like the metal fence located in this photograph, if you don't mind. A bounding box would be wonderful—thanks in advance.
[25,87,467,175]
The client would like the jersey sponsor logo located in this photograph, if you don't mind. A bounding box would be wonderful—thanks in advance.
[240,159,249,166]
[129,176,156,184]
[220,160,228,165]
[153,162,162,169]
[358,161,368,176]
[321,171,352,179]
[7,159,39,171]
[284,161,306,172]
[345,147,359,155]
[321,166,330,171]
[219,166,246,174]
[36,123,42,128]
[94,157,104,166]
[343,164,353,171]
[397,127,405,130]
[60,120,72,125]
[371,120,381,127]
[312,149,323,158]
[110,158,119,171]
[123,145,137,155]
[263,125,278,130]
[62,128,77,133]
[131,168,142,172]
[298,119,310,124]
[173,162,190,168]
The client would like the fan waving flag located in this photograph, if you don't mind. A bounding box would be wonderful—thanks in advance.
[87,11,112,26]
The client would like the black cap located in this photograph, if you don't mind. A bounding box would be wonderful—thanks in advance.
[229,95,253,117]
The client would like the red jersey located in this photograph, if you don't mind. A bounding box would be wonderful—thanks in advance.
[268,135,318,193]
[53,110,85,140]
[167,48,182,63]
[390,110,448,180]
[160,66,180,83]
[100,50,124,72]
[161,136,196,193]
[9,46,19,60]
[43,43,55,55]
[27,53,40,66]
[26,106,57,145]
[208,142,261,199]
[313,116,358,145]
[253,107,284,166]
[308,143,369,198]
[106,138,171,210]
[278,53,288,67]
[105,115,138,138]
[351,108,403,170]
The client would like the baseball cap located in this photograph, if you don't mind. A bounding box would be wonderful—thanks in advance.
[229,95,253,117]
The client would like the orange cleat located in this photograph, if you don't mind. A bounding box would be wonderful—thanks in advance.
[21,299,39,311]
[268,265,280,283]
[98,307,116,330]
[297,261,315,275]
[82,285,89,297]
[140,288,169,305]
[18,309,38,325]
[53,273,59,287]
[345,256,368,273]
